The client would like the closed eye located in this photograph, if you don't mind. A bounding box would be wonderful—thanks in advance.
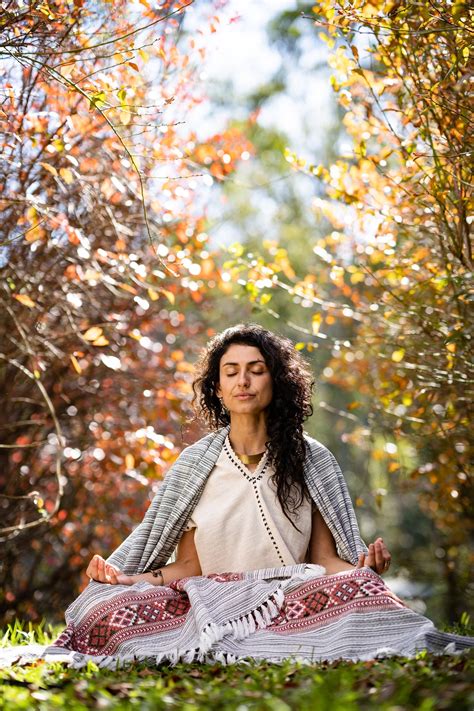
[226,371,265,376]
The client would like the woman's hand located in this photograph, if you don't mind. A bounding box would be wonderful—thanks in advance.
[356,537,391,575]
[86,556,162,586]
[86,554,122,584]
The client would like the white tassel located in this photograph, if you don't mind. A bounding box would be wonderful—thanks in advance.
[246,613,256,634]
[254,608,266,628]
[260,602,272,625]
[182,648,196,663]
[230,619,241,639]
[199,623,221,652]
[274,587,285,607]
[266,597,279,618]
[237,618,246,638]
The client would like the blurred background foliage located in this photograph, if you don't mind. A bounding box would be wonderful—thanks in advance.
[0,0,472,628]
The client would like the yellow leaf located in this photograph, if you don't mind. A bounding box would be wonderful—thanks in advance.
[59,167,74,184]
[312,313,322,335]
[148,288,159,301]
[391,349,405,362]
[13,294,36,308]
[355,497,364,507]
[39,162,58,176]
[350,271,365,285]
[125,453,135,469]
[59,63,75,79]
[446,343,456,353]
[295,342,306,350]
[119,111,131,126]
[70,354,82,374]
[83,326,103,341]
[161,289,175,304]
[92,336,109,346]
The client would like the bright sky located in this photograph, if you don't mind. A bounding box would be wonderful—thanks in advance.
[184,0,334,154]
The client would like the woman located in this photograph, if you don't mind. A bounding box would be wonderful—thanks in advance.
[37,325,474,666]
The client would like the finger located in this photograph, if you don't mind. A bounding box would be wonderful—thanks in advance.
[87,555,100,580]
[367,543,376,568]
[106,565,119,584]
[98,556,108,582]
[374,540,385,570]
[356,553,365,569]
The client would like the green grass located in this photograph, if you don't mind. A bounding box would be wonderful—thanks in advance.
[0,621,472,710]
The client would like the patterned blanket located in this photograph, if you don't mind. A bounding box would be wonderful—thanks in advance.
[3,565,471,669]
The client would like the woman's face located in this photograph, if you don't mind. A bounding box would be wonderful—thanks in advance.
[216,344,273,416]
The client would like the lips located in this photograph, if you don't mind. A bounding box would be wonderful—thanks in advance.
[235,394,255,399]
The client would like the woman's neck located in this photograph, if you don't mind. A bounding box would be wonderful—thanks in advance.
[228,416,268,455]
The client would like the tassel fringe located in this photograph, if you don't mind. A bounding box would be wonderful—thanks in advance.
[198,587,284,654]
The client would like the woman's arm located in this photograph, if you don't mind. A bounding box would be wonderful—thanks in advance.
[86,528,201,586]
[308,509,391,575]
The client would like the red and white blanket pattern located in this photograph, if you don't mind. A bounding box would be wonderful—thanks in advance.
[40,566,472,668]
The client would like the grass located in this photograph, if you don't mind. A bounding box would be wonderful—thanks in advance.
[0,620,472,710]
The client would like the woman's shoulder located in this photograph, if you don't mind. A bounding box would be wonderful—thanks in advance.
[303,431,333,457]
[175,426,230,461]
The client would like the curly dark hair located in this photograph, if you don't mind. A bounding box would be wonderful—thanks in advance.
[191,323,315,527]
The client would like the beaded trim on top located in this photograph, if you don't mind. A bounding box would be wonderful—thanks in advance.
[223,435,286,565]
[223,435,268,481]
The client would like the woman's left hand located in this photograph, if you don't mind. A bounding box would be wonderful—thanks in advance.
[356,537,391,575]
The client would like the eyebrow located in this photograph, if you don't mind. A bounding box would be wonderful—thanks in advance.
[222,360,266,367]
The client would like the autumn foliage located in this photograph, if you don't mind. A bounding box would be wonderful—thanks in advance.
[223,1,472,614]
[0,1,251,623]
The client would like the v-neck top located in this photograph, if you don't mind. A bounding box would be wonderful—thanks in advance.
[183,434,313,574]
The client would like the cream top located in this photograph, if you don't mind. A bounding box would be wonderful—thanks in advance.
[184,434,313,574]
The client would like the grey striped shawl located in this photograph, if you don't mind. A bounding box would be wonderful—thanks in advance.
[107,425,368,575]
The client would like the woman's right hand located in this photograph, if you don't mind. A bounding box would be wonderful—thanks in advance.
[86,554,121,584]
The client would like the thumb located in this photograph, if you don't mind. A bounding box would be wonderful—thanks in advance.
[356,553,365,569]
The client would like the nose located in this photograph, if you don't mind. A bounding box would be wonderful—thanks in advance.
[237,370,250,387]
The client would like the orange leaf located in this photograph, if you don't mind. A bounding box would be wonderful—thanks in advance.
[13,294,36,308]
[119,283,137,294]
